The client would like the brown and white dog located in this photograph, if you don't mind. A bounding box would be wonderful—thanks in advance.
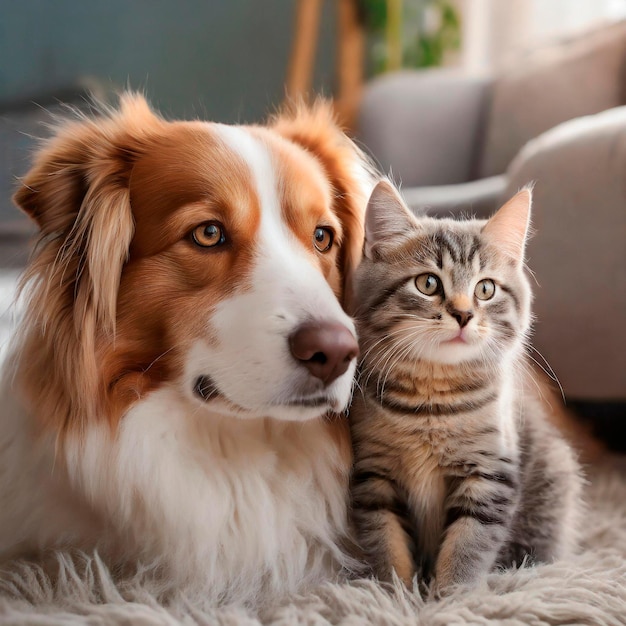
[0,94,375,605]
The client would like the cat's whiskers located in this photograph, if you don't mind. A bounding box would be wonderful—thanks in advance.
[529,345,563,387]
[516,357,548,407]
[368,320,460,396]
[361,325,421,364]
[350,372,366,403]
[370,339,409,394]
[377,336,414,399]
[478,340,506,372]
[379,331,426,399]
[524,261,539,287]
[526,352,566,403]
[375,327,434,399]
[363,333,413,392]
[361,325,432,389]
[361,331,411,389]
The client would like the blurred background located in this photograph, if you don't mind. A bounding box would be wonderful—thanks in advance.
[2,1,626,120]
[0,0,625,448]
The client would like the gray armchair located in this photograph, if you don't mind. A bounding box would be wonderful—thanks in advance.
[356,22,626,416]
[358,69,501,217]
[358,20,626,217]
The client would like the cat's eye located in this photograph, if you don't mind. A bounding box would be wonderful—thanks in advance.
[192,222,227,248]
[475,279,496,300]
[415,273,441,296]
[313,226,334,253]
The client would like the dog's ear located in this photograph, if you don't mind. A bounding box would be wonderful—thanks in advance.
[13,93,165,430]
[14,93,161,332]
[271,101,374,308]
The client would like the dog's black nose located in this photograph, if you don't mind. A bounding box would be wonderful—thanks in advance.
[289,321,359,385]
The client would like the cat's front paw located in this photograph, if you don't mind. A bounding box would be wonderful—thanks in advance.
[430,569,475,599]
[375,563,415,588]
[430,580,453,601]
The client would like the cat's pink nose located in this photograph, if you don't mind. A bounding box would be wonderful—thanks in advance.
[289,321,359,385]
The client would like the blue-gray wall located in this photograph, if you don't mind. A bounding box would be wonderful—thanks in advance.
[0,0,337,122]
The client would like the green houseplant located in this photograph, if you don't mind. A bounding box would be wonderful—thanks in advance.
[360,0,461,75]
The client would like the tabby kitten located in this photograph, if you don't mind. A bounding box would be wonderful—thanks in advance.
[349,181,583,595]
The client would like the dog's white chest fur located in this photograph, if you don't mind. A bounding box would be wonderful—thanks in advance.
[0,386,350,606]
[78,388,350,602]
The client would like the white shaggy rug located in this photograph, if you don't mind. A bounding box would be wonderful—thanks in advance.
[0,460,623,625]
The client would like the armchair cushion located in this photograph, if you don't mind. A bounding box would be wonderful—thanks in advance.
[480,20,626,178]
[358,69,491,186]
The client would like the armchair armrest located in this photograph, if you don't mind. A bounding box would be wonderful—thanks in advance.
[505,107,626,400]
[356,69,492,186]
[402,175,506,219]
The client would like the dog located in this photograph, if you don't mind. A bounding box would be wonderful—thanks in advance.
[0,94,375,606]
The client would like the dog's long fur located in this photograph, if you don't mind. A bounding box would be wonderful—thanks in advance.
[0,94,375,606]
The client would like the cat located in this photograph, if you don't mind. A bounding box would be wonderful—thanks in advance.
[348,181,583,596]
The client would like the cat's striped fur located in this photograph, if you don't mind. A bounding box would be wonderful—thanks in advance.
[349,182,583,595]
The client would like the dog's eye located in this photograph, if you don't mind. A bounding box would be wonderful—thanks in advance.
[313,227,333,253]
[192,222,226,248]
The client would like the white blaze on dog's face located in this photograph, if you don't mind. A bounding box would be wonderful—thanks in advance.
[107,107,367,424]
[181,125,358,420]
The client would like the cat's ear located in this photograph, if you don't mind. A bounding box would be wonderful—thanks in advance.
[482,188,532,264]
[364,180,418,259]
